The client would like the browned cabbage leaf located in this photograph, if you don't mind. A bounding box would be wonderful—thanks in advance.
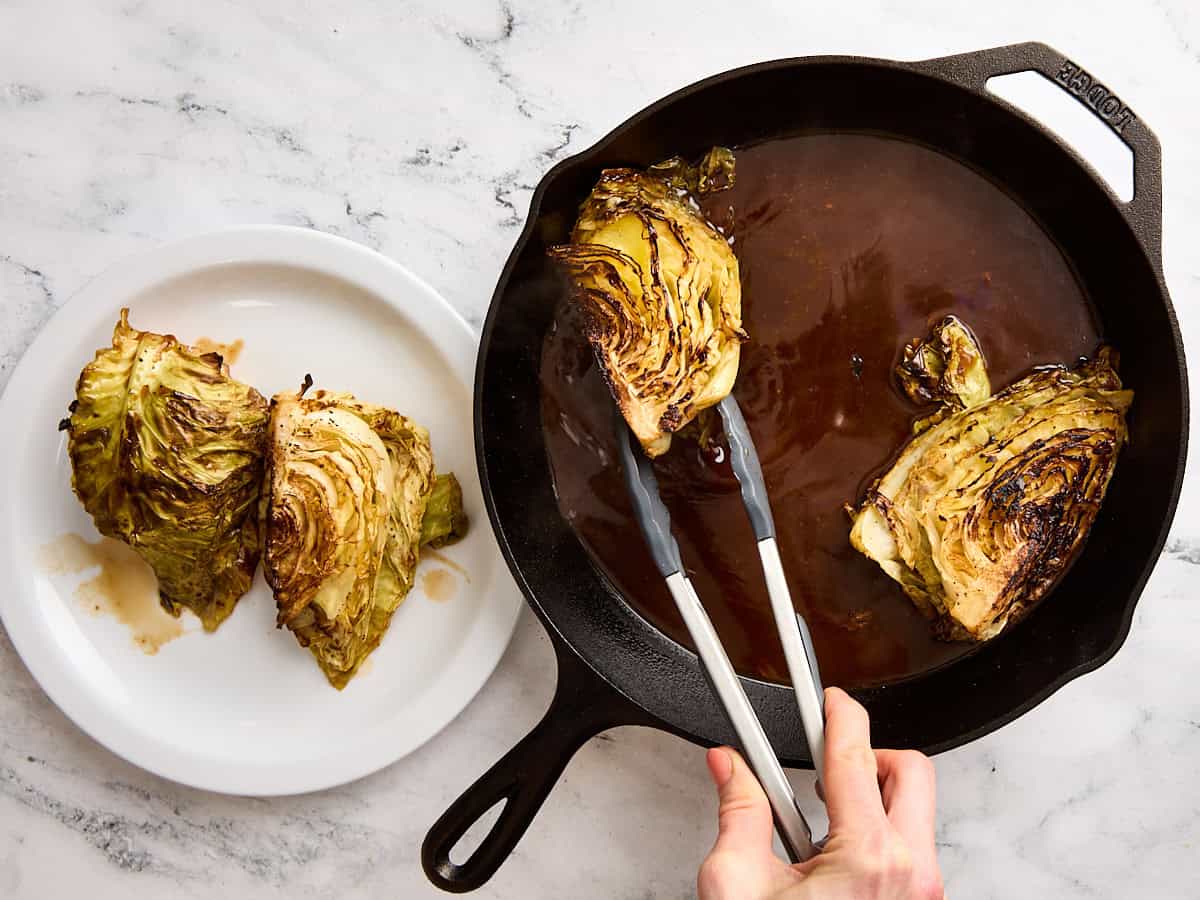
[67,310,268,631]
[896,315,990,411]
[420,473,469,548]
[548,148,746,457]
[850,344,1131,641]
[261,385,468,688]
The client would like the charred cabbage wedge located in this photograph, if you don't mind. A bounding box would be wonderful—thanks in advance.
[850,325,1131,641]
[261,385,467,688]
[66,310,269,630]
[548,148,746,457]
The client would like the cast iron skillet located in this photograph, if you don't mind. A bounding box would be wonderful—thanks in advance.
[423,42,1188,892]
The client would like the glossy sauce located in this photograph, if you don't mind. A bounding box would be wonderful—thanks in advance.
[39,533,185,654]
[540,134,1101,687]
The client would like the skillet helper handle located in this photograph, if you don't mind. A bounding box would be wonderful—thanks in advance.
[422,646,642,893]
[913,41,1162,260]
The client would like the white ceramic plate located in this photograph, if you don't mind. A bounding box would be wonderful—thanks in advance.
[0,226,522,795]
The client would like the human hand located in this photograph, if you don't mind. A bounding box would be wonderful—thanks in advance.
[697,687,944,900]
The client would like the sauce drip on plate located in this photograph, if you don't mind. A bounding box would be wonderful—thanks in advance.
[39,533,185,654]
[421,568,458,603]
[540,133,1100,688]
[193,336,245,366]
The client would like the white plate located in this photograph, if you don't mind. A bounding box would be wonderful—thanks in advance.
[0,226,522,795]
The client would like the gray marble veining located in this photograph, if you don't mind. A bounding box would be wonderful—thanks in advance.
[2,1,1198,897]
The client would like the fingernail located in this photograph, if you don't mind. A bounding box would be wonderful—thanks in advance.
[706,747,734,787]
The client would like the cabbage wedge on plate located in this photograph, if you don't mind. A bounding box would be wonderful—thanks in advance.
[548,148,747,457]
[66,310,269,631]
[850,321,1132,642]
[261,384,467,688]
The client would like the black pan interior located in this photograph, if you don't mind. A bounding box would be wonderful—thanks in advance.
[477,57,1186,760]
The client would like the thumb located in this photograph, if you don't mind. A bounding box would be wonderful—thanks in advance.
[706,747,775,858]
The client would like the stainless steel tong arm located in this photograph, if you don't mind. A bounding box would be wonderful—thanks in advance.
[718,397,827,785]
[615,412,820,862]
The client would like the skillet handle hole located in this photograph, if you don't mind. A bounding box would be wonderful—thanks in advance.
[987,71,1134,202]
[448,798,509,866]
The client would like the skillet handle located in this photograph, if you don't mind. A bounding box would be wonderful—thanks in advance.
[912,41,1162,261]
[422,640,651,893]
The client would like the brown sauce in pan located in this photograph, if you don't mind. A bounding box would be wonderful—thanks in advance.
[540,133,1101,688]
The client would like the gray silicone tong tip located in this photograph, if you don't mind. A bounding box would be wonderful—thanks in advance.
[717,396,775,541]
[613,408,683,578]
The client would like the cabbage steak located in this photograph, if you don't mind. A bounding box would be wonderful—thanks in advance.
[66,310,269,630]
[261,384,466,688]
[850,329,1131,642]
[548,148,746,457]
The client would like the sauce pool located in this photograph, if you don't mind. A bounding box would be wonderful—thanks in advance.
[421,568,458,603]
[39,533,185,654]
[540,133,1101,688]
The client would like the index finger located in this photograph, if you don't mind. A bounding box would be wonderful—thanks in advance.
[821,687,887,833]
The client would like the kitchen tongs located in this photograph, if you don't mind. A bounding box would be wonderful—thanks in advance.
[614,395,827,863]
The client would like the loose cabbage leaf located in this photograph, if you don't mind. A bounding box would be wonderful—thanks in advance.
[548,148,747,457]
[896,315,990,410]
[850,346,1131,641]
[67,309,268,630]
[261,386,436,688]
[647,146,737,196]
[420,473,469,548]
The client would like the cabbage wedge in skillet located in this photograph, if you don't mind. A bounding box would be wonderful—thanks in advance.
[850,320,1132,642]
[548,147,746,458]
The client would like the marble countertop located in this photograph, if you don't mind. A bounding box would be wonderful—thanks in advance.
[2,1,1198,897]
